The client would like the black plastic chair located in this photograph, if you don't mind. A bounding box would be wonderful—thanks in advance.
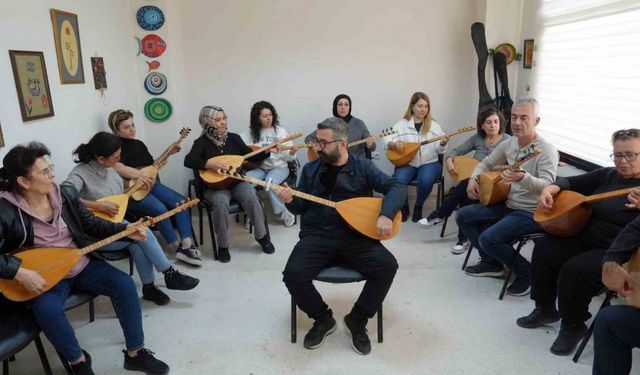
[0,311,52,375]
[461,232,546,300]
[572,290,617,363]
[290,265,384,344]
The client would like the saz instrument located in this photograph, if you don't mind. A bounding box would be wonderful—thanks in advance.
[478,149,541,206]
[248,141,316,153]
[534,186,638,237]
[0,200,198,302]
[218,166,402,240]
[126,127,191,201]
[199,132,302,186]
[308,128,397,162]
[386,126,475,167]
[450,156,480,182]
[623,249,640,308]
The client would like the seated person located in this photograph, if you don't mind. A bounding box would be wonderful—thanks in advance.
[184,105,274,263]
[516,128,640,356]
[593,200,640,375]
[384,91,448,222]
[63,132,199,306]
[417,106,510,254]
[0,142,169,375]
[280,117,406,355]
[108,109,202,266]
[240,101,297,227]
[456,97,558,296]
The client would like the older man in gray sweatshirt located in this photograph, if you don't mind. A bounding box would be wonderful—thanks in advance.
[455,97,558,296]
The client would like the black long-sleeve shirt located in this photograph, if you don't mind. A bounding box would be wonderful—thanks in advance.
[554,167,640,249]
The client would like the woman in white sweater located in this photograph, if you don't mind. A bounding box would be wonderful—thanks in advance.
[385,92,448,222]
[241,101,297,227]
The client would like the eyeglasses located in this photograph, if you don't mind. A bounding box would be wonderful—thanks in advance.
[35,164,55,177]
[613,129,640,140]
[610,152,640,162]
[313,138,341,149]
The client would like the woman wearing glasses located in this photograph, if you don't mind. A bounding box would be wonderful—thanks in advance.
[516,128,640,357]
[384,92,448,222]
[107,109,202,267]
[184,105,275,263]
[240,101,297,227]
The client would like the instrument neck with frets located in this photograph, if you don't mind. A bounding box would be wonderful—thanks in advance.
[308,128,397,161]
[151,127,191,169]
[217,166,402,240]
[387,126,475,166]
[0,200,199,302]
[477,149,542,206]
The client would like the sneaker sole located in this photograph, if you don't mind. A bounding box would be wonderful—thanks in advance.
[507,285,531,296]
[124,361,170,375]
[343,323,371,355]
[464,270,506,278]
[176,252,203,267]
[304,321,337,349]
[451,247,468,255]
[416,222,431,229]
[516,315,560,329]
[142,295,170,306]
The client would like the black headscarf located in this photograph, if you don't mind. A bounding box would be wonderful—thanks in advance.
[332,94,353,123]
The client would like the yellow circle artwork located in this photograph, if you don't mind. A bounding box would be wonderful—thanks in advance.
[60,20,79,76]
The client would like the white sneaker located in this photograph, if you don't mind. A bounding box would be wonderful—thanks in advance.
[452,240,471,255]
[417,217,444,228]
[281,210,296,227]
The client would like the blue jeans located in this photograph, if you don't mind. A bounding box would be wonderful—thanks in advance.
[28,259,144,362]
[99,226,172,285]
[393,161,442,208]
[455,202,540,276]
[593,305,640,375]
[128,182,192,245]
[247,166,290,215]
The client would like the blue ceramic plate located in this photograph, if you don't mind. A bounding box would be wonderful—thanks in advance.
[137,6,165,31]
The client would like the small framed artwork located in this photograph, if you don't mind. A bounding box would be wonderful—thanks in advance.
[9,50,55,122]
[90,57,107,90]
[0,122,4,148]
[50,9,85,83]
[523,39,535,69]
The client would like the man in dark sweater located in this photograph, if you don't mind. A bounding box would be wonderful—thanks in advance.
[279,117,406,355]
[184,105,274,263]
[516,129,640,357]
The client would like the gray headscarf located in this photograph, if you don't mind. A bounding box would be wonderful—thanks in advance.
[198,105,228,148]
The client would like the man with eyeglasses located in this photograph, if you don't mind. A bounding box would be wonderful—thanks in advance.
[279,117,406,355]
[516,128,640,357]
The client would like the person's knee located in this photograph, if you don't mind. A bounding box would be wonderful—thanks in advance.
[108,270,137,297]
[594,306,620,336]
[31,294,65,319]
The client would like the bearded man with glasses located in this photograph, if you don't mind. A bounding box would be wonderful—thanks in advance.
[516,128,640,357]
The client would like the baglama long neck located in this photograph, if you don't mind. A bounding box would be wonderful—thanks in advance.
[585,186,638,203]
[419,126,475,146]
[243,132,303,159]
[153,130,190,169]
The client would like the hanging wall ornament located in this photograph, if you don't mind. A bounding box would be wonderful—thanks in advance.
[137,6,165,31]
[146,60,161,71]
[144,72,167,95]
[144,98,172,122]
[135,34,167,58]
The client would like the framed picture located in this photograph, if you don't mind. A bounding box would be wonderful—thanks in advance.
[9,50,55,122]
[90,57,107,90]
[50,9,85,84]
[523,39,535,69]
[0,122,4,148]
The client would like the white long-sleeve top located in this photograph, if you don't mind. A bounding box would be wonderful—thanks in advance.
[240,125,296,170]
[384,117,447,167]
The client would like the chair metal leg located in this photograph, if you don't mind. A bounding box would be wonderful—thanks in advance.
[439,217,448,238]
[206,208,218,260]
[191,224,198,247]
[128,257,134,276]
[573,291,616,363]
[89,300,95,323]
[291,297,297,343]
[499,239,526,300]
[3,359,8,375]
[377,304,383,343]
[56,350,73,375]
[34,335,53,375]
[198,206,204,245]
[462,245,474,270]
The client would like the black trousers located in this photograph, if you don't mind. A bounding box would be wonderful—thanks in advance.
[531,235,605,324]
[282,234,398,320]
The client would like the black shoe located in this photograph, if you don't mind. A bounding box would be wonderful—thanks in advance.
[218,247,230,263]
[464,261,505,277]
[176,245,203,267]
[401,206,409,222]
[70,350,94,375]
[142,284,170,306]
[507,274,531,296]
[123,348,169,375]
[516,307,560,328]
[344,313,371,355]
[164,267,199,290]
[550,323,587,356]
[257,235,275,254]
[411,205,423,223]
[303,313,337,349]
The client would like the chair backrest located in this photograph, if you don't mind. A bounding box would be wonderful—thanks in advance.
[285,160,300,188]
[191,169,207,201]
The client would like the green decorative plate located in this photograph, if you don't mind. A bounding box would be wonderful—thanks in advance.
[144,98,172,122]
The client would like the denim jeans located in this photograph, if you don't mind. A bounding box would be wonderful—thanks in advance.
[247,166,290,215]
[128,181,192,245]
[99,226,172,285]
[28,259,144,362]
[593,305,640,375]
[393,161,442,208]
[455,202,540,276]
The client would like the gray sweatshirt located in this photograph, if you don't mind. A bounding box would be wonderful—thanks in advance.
[62,160,124,200]
[470,134,558,211]
[446,133,511,161]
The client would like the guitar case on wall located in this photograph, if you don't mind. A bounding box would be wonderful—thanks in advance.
[493,52,514,135]
[471,22,494,109]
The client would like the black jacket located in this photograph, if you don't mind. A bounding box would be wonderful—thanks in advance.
[0,185,127,280]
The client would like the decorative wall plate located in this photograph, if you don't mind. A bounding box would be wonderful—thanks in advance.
[144,72,167,95]
[144,98,172,122]
[137,6,165,31]
[494,43,517,65]
[135,34,167,58]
